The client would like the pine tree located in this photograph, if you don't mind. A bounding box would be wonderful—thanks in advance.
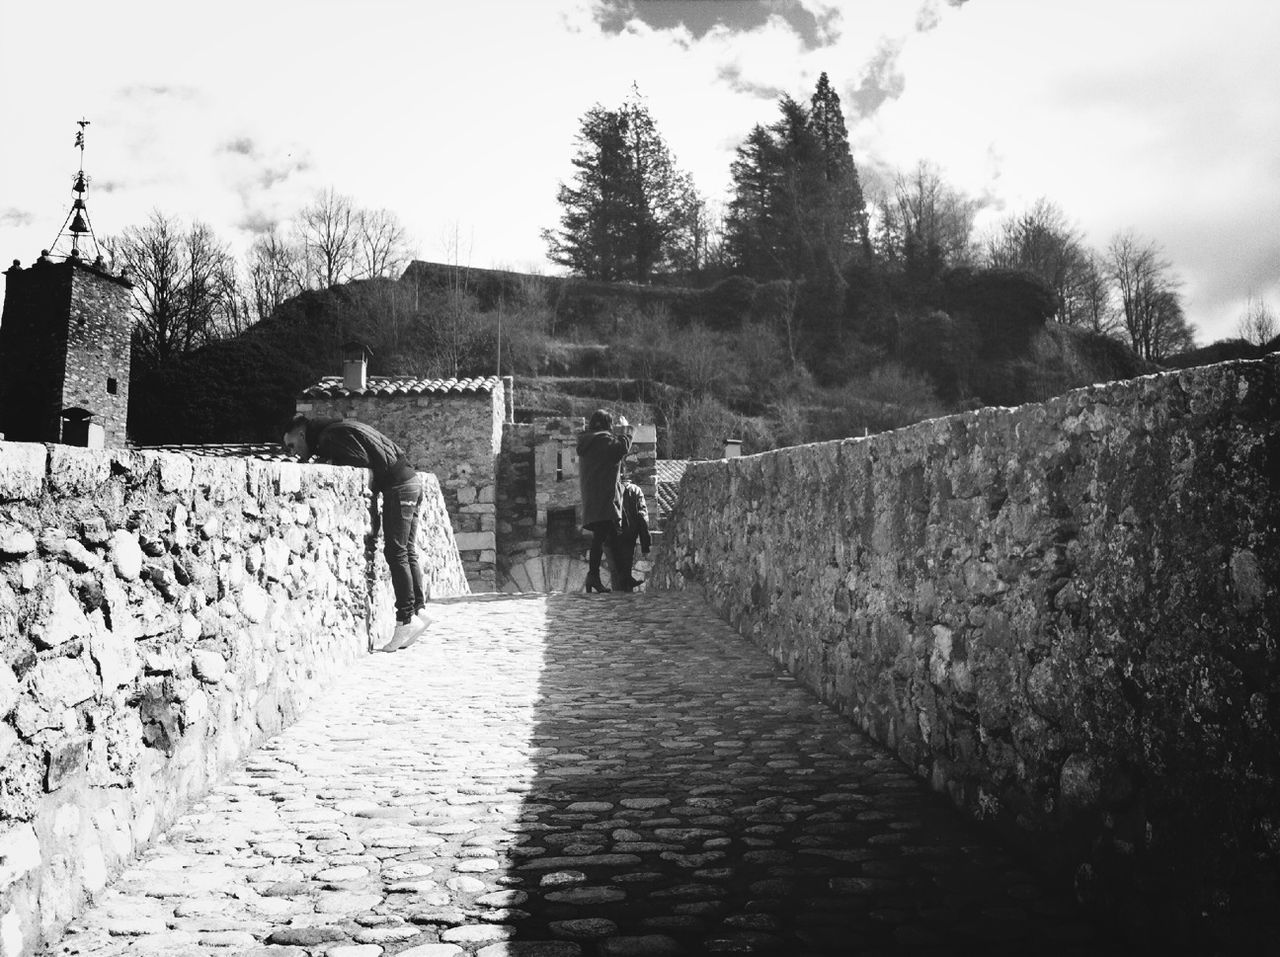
[543,91,699,282]
[808,72,871,262]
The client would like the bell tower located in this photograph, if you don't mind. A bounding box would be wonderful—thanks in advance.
[0,120,135,447]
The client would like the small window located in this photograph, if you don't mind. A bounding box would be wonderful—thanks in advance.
[106,377,118,395]
[556,450,563,482]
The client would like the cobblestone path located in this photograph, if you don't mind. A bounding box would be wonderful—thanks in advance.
[45,592,1109,957]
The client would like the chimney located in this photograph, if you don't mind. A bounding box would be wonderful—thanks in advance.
[342,340,371,392]
[724,438,742,459]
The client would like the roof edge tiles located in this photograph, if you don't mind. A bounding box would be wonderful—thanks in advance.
[300,375,503,399]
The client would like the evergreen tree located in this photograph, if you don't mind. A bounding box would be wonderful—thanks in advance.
[543,90,699,282]
[725,77,871,281]
[808,72,872,262]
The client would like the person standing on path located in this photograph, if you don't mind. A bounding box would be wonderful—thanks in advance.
[283,414,430,651]
[615,474,651,592]
[577,409,633,592]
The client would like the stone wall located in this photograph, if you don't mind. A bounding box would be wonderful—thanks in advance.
[298,389,504,591]
[0,443,466,957]
[654,357,1280,935]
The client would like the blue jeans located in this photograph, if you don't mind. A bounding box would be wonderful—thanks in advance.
[382,476,424,623]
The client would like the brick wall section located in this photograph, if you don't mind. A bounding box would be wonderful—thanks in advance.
[654,357,1280,933]
[0,443,466,957]
[0,260,133,448]
[298,387,504,591]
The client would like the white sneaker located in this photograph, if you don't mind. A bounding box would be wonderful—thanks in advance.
[399,610,433,649]
[381,619,426,653]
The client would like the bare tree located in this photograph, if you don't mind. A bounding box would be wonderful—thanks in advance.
[874,161,978,275]
[246,231,303,324]
[984,198,1092,323]
[1237,294,1278,346]
[1072,250,1121,337]
[295,188,359,288]
[112,212,241,366]
[1106,231,1188,361]
[356,208,412,280]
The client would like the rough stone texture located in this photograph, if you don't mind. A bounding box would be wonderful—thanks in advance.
[654,357,1280,938]
[39,592,1108,957]
[0,445,466,957]
[299,388,504,591]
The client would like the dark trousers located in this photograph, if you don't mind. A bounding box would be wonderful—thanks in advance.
[615,531,639,589]
[586,520,618,584]
[383,476,425,623]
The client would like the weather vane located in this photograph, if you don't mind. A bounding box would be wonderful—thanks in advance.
[50,117,101,262]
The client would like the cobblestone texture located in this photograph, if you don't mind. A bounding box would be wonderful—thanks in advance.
[42,593,1110,956]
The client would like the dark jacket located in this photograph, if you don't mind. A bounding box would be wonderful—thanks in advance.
[306,418,415,491]
[620,482,651,553]
[577,429,632,527]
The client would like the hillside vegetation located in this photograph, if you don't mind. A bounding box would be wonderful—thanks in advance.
[129,262,1153,458]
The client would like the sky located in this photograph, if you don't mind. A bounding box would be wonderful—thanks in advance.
[2,0,1277,345]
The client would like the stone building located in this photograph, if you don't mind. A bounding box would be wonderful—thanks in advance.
[296,354,506,590]
[0,255,134,448]
[297,347,658,593]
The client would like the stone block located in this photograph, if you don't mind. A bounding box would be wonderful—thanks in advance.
[0,442,47,501]
[0,661,18,719]
[89,628,140,691]
[30,577,92,649]
[0,521,36,558]
[45,736,90,791]
[30,656,96,711]
[192,650,227,684]
[454,531,495,552]
[47,446,111,495]
[110,530,143,581]
[0,824,40,892]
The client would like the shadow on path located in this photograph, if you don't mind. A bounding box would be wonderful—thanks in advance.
[494,591,1114,956]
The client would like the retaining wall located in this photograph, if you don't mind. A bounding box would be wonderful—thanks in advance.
[0,444,466,957]
[654,357,1279,937]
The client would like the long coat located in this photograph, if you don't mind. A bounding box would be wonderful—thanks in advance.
[577,429,632,527]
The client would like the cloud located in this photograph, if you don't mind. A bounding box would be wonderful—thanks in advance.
[220,137,257,157]
[236,209,280,236]
[257,156,311,191]
[116,83,198,102]
[847,39,906,119]
[1,208,34,228]
[593,0,840,49]
[716,62,787,101]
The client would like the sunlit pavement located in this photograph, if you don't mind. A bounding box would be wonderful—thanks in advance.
[44,591,1107,957]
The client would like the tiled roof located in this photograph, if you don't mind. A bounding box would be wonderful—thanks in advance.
[655,459,691,521]
[656,460,690,485]
[137,443,295,462]
[301,375,502,399]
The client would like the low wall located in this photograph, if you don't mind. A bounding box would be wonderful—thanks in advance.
[654,357,1279,939]
[0,444,466,957]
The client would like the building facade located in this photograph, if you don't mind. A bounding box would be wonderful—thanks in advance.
[0,256,134,447]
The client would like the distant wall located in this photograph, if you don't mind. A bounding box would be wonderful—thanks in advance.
[655,357,1280,937]
[0,444,466,957]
